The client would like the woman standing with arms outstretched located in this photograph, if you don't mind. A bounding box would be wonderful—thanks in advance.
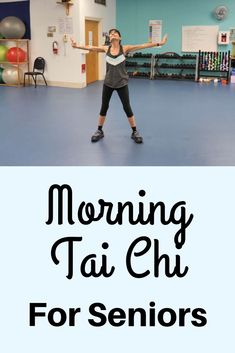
[71,29,167,143]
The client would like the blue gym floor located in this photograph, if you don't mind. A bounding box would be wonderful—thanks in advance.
[0,79,235,166]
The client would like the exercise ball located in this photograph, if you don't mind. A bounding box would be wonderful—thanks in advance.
[0,67,4,83]
[6,47,26,63]
[0,16,26,39]
[0,44,8,62]
[2,66,23,84]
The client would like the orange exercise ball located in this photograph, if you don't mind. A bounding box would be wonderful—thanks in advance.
[6,47,26,63]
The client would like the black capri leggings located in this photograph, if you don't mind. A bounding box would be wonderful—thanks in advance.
[100,84,134,118]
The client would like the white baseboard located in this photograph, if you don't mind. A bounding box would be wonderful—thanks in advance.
[27,80,87,88]
[47,81,87,88]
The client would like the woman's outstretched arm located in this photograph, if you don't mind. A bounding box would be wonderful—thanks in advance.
[70,38,108,53]
[124,34,168,54]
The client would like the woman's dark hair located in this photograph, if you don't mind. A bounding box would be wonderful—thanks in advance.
[109,28,121,37]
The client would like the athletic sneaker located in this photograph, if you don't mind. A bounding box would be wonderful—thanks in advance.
[131,130,143,144]
[91,129,104,142]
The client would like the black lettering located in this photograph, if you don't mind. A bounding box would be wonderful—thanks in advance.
[128,308,147,326]
[48,308,67,327]
[80,251,115,278]
[77,202,103,224]
[158,308,177,327]
[179,308,191,326]
[88,303,107,327]
[29,303,47,326]
[149,301,156,326]
[51,237,83,279]
[126,236,151,278]
[171,201,194,249]
[46,184,74,225]
[108,308,126,327]
[191,308,207,327]
[154,239,189,278]
[69,308,81,326]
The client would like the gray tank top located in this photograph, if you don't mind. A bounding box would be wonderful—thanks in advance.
[104,45,129,88]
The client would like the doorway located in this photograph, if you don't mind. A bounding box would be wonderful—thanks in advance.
[85,20,99,84]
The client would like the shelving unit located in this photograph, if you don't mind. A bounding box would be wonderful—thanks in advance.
[56,1,73,16]
[0,39,30,87]
[126,53,153,79]
[153,52,197,80]
[126,50,231,82]
[197,50,231,83]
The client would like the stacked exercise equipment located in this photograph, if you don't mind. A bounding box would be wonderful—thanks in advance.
[0,16,26,85]
[126,53,153,78]
[199,51,229,71]
[126,52,197,80]
[154,52,196,80]
[197,50,231,83]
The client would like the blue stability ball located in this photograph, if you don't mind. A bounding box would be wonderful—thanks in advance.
[0,16,26,39]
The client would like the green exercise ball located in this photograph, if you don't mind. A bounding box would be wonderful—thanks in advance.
[0,44,8,62]
[0,67,4,83]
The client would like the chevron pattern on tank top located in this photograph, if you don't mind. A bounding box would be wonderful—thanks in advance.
[106,54,126,66]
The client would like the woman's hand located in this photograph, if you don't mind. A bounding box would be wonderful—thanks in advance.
[70,37,78,48]
[160,34,168,46]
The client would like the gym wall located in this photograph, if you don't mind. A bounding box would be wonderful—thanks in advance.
[117,0,235,53]
[0,0,116,88]
[29,0,116,88]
